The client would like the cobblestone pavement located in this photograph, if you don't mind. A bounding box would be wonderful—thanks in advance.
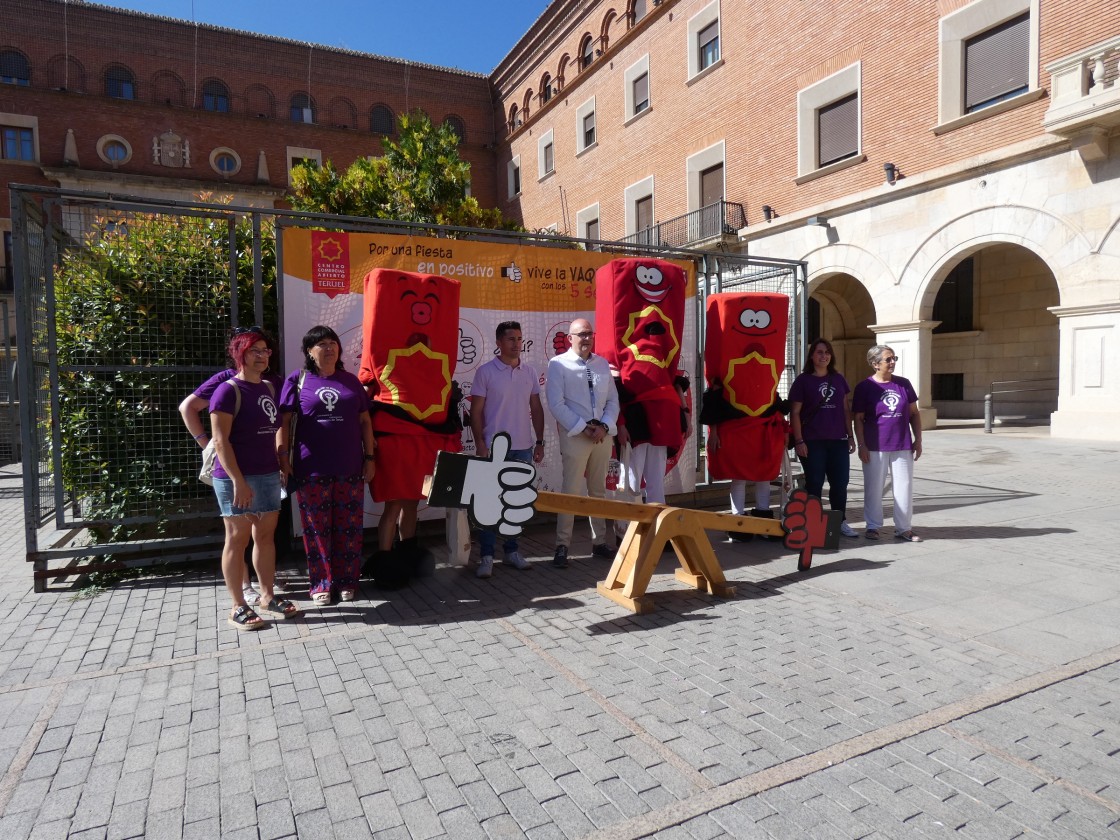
[0,427,1118,838]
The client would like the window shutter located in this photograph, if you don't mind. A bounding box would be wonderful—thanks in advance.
[817,92,858,167]
[965,13,1029,112]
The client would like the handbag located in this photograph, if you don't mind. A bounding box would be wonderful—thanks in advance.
[198,378,276,484]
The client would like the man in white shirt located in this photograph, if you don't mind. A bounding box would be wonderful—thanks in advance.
[545,318,620,568]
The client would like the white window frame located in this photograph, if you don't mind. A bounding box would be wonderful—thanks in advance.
[686,141,725,212]
[538,128,555,180]
[576,203,601,242]
[624,54,651,124]
[507,156,521,198]
[624,176,655,236]
[96,134,132,167]
[209,146,242,177]
[576,97,597,155]
[796,62,862,180]
[687,1,722,83]
[0,113,39,163]
[937,0,1039,130]
[286,146,322,185]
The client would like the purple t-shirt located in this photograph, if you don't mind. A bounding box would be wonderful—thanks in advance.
[852,376,918,452]
[209,379,281,478]
[469,356,541,450]
[789,372,850,440]
[195,368,281,400]
[279,369,371,479]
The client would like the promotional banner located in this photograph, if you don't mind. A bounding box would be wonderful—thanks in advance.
[281,228,698,526]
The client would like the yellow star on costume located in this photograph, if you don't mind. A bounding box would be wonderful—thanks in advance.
[380,343,451,420]
[725,352,779,416]
[620,305,679,368]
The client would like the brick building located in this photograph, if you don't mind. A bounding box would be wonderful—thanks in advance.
[493,0,1120,439]
[4,0,1120,438]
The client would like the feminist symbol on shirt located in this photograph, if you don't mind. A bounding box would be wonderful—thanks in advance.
[317,387,341,413]
[258,397,278,424]
[882,390,902,413]
[817,381,836,403]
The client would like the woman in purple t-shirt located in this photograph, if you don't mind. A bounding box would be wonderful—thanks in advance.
[852,345,924,543]
[277,326,375,606]
[210,328,299,630]
[789,338,857,538]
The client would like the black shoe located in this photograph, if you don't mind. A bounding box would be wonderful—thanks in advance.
[751,508,779,541]
[552,545,569,568]
[591,543,615,559]
[727,530,754,543]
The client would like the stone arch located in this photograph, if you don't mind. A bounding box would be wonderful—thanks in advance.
[522,88,534,117]
[244,84,274,118]
[900,205,1088,314]
[328,96,357,129]
[151,70,187,106]
[557,53,570,88]
[600,10,618,51]
[46,54,85,92]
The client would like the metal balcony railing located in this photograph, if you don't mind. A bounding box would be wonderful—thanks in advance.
[620,200,746,248]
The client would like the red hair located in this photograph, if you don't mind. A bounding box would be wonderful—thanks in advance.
[228,329,268,371]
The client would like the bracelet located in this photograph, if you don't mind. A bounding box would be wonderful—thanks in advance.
[535,440,545,446]
[363,454,375,461]
[795,439,805,446]
[193,432,207,440]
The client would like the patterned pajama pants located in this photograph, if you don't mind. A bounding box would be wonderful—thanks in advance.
[297,476,365,595]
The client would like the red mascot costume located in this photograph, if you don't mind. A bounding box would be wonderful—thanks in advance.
[358,268,462,587]
[594,258,690,505]
[700,292,790,539]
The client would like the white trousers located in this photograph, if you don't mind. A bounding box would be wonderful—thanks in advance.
[626,442,668,505]
[729,480,772,515]
[556,431,611,547]
[861,449,914,532]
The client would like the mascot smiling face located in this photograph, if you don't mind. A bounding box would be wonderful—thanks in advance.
[359,269,461,423]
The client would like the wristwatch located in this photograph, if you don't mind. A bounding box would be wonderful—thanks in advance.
[535,440,545,446]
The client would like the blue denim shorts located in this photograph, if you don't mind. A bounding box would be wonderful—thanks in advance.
[212,473,282,517]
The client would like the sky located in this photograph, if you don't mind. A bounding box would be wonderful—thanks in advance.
[95,0,552,74]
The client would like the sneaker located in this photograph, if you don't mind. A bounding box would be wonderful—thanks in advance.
[839,521,858,538]
[552,546,569,568]
[592,543,615,559]
[503,550,530,570]
[476,556,494,579]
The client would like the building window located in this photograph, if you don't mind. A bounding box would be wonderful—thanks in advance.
[965,13,1029,112]
[932,373,965,401]
[698,21,719,70]
[797,62,861,177]
[541,74,552,104]
[210,147,241,177]
[624,56,651,121]
[443,115,465,141]
[369,104,394,135]
[577,203,601,250]
[938,0,1038,126]
[508,104,520,133]
[633,74,650,114]
[508,157,522,198]
[1,50,30,86]
[686,141,726,217]
[817,92,859,167]
[1,125,35,161]
[538,129,555,179]
[290,93,314,124]
[286,146,322,184]
[576,97,596,153]
[624,176,655,241]
[96,134,132,166]
[580,35,595,69]
[105,66,135,100]
[933,257,975,334]
[202,79,230,113]
[631,0,647,25]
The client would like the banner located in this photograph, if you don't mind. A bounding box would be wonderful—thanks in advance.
[281,228,698,527]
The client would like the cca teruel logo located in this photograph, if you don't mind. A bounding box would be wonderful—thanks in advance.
[312,231,351,298]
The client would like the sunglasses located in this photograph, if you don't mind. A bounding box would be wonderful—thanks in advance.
[232,325,264,336]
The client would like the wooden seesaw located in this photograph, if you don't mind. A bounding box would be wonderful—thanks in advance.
[425,435,838,614]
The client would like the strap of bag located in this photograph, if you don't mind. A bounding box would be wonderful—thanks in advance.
[286,371,307,465]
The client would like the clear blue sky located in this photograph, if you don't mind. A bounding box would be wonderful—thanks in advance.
[98,1,551,74]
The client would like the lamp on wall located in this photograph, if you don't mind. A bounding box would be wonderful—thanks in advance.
[807,216,828,227]
[761,205,774,222]
[884,162,902,185]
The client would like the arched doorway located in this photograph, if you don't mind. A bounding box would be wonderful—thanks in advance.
[923,243,1059,422]
[806,272,876,388]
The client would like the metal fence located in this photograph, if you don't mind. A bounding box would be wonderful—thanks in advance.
[12,185,806,590]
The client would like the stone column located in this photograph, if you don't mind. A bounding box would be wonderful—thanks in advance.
[1048,302,1120,441]
[866,320,939,429]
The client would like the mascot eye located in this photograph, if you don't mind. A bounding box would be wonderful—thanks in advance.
[739,309,772,329]
[636,266,664,287]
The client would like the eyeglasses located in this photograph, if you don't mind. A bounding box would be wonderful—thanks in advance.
[570,331,594,339]
[880,357,897,364]
[247,348,272,357]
